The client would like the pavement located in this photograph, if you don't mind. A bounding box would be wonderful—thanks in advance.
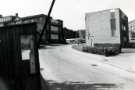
[39,44,135,90]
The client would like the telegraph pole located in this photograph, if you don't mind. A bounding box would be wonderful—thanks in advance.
[38,0,56,48]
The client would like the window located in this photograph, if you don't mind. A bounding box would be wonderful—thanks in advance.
[111,19,116,35]
[51,34,59,40]
[110,19,116,36]
[111,12,115,19]
[131,32,135,39]
[110,12,116,37]
[121,24,126,31]
[51,26,59,32]
[123,25,126,31]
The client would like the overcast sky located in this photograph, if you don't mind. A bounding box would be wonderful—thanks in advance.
[0,0,135,30]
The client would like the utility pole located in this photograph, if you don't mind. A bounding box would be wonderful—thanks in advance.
[38,0,56,48]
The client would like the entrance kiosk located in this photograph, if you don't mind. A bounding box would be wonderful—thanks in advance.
[0,23,41,90]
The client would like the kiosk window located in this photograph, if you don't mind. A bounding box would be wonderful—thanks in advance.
[21,35,33,60]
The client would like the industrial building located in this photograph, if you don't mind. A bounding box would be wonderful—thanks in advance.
[128,20,135,43]
[85,8,129,48]
[0,14,65,44]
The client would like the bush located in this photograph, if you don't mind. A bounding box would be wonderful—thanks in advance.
[72,44,120,56]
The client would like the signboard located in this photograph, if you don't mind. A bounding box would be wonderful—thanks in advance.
[21,50,30,60]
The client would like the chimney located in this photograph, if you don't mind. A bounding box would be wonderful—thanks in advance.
[15,13,18,17]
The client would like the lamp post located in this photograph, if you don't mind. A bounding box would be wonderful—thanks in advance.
[38,0,56,48]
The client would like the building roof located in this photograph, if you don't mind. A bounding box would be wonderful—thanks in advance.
[85,8,127,18]
[21,14,47,20]
[85,8,119,15]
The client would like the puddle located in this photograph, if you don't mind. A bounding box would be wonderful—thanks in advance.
[91,64,98,67]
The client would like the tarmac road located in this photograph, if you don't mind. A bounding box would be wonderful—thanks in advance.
[39,44,135,90]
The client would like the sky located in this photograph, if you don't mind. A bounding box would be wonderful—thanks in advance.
[0,0,135,30]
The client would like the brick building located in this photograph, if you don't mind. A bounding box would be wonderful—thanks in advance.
[85,8,129,48]
[0,14,65,44]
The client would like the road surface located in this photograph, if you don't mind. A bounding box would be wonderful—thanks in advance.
[39,45,135,90]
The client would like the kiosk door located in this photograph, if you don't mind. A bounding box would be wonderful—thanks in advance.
[19,28,40,90]
[21,35,36,74]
